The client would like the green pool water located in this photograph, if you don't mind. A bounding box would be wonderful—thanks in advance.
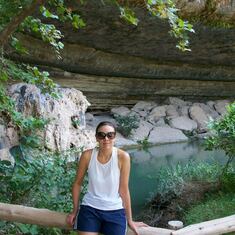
[127,141,228,217]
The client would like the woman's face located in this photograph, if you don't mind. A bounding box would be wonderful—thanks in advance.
[96,125,116,148]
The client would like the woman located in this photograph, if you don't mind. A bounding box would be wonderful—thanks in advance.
[67,121,147,235]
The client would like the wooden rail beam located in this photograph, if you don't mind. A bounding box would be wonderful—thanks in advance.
[172,214,235,235]
[0,203,173,235]
[0,203,69,229]
[0,203,235,235]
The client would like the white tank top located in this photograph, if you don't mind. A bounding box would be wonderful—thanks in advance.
[81,147,124,210]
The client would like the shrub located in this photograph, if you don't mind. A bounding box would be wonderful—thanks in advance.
[137,137,151,150]
[114,114,139,137]
[0,146,86,235]
[205,102,235,176]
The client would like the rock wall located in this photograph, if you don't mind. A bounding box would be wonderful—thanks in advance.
[0,84,96,151]
[8,0,235,110]
[0,84,232,153]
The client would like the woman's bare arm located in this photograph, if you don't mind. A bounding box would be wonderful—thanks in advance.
[118,150,133,221]
[118,149,148,235]
[67,149,91,226]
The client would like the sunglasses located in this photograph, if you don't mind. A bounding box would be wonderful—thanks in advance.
[96,132,116,140]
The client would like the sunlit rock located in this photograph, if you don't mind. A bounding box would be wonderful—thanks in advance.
[148,126,188,144]
[5,83,95,151]
[169,116,198,132]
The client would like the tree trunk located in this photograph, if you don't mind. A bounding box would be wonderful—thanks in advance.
[0,0,46,48]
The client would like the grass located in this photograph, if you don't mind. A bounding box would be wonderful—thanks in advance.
[183,192,235,225]
[183,170,235,234]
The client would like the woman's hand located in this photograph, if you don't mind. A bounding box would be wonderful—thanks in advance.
[128,219,149,235]
[66,211,77,227]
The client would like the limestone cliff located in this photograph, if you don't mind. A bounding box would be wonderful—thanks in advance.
[8,0,235,110]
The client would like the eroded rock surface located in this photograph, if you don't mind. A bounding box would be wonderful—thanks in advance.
[1,83,96,151]
[7,0,235,110]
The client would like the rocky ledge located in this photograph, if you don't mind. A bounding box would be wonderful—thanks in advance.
[86,97,232,147]
[0,84,232,161]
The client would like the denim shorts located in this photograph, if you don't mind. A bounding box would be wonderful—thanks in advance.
[73,205,127,235]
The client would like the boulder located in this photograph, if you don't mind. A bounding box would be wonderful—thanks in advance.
[175,0,206,14]
[148,126,188,144]
[214,100,230,116]
[111,106,130,116]
[129,110,146,118]
[0,125,6,149]
[132,101,156,114]
[131,120,154,141]
[6,126,19,148]
[189,105,210,132]
[6,83,95,151]
[147,106,167,124]
[178,106,190,117]
[0,148,15,166]
[155,118,167,127]
[115,133,137,147]
[165,105,179,119]
[193,102,219,120]
[169,116,197,132]
[165,97,189,107]
[85,112,94,122]
[206,101,216,110]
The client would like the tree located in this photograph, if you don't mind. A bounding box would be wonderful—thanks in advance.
[206,102,235,176]
[0,0,194,147]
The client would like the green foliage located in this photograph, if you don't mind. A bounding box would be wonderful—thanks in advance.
[0,59,59,95]
[11,36,28,54]
[106,0,194,51]
[20,16,64,58]
[151,160,223,197]
[137,137,151,150]
[71,115,81,129]
[183,192,235,225]
[0,0,194,151]
[0,146,86,234]
[205,102,235,175]
[0,0,32,31]
[0,222,40,235]
[0,84,49,148]
[146,0,194,51]
[0,0,84,147]
[220,170,235,193]
[115,114,139,137]
[119,6,139,26]
[47,0,86,28]
[0,58,60,147]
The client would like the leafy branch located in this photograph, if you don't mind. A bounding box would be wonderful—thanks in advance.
[0,0,84,146]
[109,0,194,51]
[0,0,194,149]
[205,102,235,176]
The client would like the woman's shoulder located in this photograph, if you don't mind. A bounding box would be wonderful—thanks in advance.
[82,148,94,155]
[117,148,130,161]
[80,148,94,162]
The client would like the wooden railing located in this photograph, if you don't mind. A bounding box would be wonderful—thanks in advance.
[0,203,235,235]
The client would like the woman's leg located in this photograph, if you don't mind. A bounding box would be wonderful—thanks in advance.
[74,206,101,234]
[100,209,127,235]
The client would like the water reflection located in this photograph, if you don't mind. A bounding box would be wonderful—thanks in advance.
[128,141,227,216]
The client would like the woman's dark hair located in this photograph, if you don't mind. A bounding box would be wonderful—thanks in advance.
[96,121,116,134]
